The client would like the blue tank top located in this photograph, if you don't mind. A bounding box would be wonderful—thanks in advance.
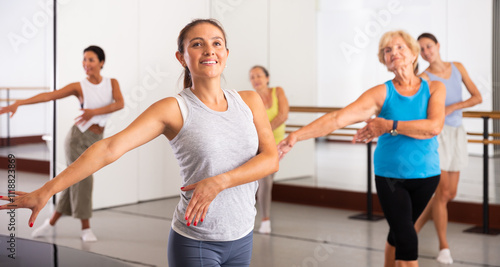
[374,79,440,179]
[425,63,463,127]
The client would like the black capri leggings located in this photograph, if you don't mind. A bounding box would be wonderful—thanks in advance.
[375,175,440,261]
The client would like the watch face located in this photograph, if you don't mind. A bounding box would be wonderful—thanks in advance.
[390,130,398,136]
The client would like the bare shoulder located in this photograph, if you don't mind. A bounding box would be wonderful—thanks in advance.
[452,61,464,69]
[68,81,81,87]
[429,80,445,94]
[110,78,120,85]
[66,82,81,90]
[364,83,386,96]
[238,90,263,110]
[62,82,82,96]
[275,86,285,93]
[238,90,260,102]
[360,83,387,106]
[152,96,179,111]
[452,61,467,73]
[419,71,430,82]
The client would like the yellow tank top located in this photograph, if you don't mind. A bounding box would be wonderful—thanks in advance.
[266,87,285,144]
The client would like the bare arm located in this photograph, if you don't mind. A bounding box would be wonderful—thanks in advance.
[444,62,482,115]
[278,84,386,157]
[269,87,289,130]
[181,90,279,225]
[75,78,125,124]
[0,83,81,117]
[0,97,182,226]
[399,81,446,138]
[355,80,446,141]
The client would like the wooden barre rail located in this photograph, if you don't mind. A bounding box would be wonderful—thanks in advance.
[286,127,500,144]
[468,132,500,137]
[287,106,500,141]
[289,106,500,119]
[287,105,500,234]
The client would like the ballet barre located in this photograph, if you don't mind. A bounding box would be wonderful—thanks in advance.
[462,111,500,235]
[286,106,384,222]
[286,107,500,233]
[0,87,50,147]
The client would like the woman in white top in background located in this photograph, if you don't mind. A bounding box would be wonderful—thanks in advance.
[0,45,124,242]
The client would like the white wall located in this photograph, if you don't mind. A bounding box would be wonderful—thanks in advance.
[317,0,493,155]
[447,0,493,155]
[0,0,53,137]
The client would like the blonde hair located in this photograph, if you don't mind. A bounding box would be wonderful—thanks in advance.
[378,30,420,71]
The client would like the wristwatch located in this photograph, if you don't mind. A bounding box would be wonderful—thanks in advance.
[390,120,398,136]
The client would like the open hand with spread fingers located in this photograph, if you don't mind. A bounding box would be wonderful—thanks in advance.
[0,190,51,228]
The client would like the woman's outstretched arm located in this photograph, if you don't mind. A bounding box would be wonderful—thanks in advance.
[0,97,183,227]
[278,84,386,158]
[0,83,81,117]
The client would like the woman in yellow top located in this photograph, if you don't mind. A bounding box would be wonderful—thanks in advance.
[249,65,289,234]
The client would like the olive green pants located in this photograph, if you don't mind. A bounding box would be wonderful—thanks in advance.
[55,125,103,219]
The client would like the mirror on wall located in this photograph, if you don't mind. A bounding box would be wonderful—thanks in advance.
[267,0,498,205]
[0,1,54,186]
[0,0,497,207]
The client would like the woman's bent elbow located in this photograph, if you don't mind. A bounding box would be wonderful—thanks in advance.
[476,95,483,105]
[268,155,279,174]
[117,102,125,110]
[430,125,442,136]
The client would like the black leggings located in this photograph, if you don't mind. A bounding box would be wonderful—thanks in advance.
[375,175,440,261]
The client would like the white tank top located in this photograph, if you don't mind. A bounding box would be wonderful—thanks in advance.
[77,77,114,132]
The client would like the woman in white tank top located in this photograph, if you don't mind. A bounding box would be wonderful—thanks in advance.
[0,46,124,242]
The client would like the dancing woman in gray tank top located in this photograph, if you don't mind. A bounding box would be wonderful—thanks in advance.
[0,19,278,267]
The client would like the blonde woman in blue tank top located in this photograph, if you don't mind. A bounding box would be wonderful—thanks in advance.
[0,19,278,267]
[279,30,446,267]
[0,46,124,242]
[414,33,482,264]
[249,65,289,234]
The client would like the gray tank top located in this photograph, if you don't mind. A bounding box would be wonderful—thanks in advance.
[425,63,463,127]
[170,88,259,241]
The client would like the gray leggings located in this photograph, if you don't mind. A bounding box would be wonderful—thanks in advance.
[167,228,253,267]
[257,173,274,219]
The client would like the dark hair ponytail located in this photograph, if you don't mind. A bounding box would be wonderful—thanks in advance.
[183,66,192,89]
